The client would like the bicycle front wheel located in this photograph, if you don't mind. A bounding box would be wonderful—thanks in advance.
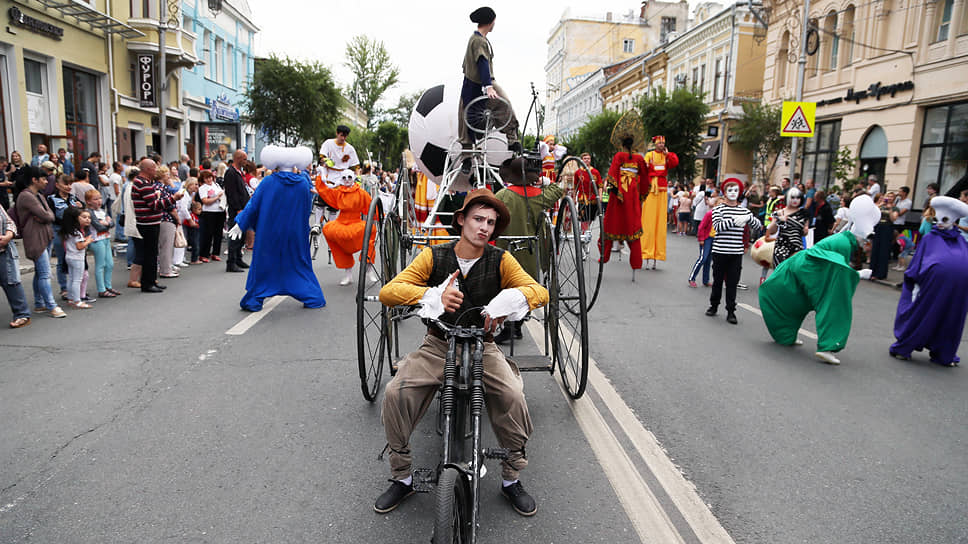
[432,467,472,543]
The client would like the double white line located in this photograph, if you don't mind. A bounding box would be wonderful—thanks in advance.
[524,320,735,544]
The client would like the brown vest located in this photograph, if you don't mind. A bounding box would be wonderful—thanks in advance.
[427,241,504,329]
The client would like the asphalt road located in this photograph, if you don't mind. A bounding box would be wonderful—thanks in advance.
[0,231,966,543]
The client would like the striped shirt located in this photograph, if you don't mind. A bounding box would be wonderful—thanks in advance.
[711,204,762,255]
[132,175,176,225]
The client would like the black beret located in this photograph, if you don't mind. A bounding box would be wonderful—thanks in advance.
[470,7,496,25]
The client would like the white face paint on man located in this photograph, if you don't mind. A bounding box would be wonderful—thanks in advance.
[725,185,740,201]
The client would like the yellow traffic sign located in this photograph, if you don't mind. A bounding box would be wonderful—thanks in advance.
[781,101,816,137]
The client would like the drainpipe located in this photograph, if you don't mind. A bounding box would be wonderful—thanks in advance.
[105,0,119,161]
[159,20,167,162]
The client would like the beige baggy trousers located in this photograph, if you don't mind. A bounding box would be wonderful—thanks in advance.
[381,333,533,481]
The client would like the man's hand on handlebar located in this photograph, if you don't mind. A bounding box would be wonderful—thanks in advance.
[482,312,506,334]
[441,270,463,313]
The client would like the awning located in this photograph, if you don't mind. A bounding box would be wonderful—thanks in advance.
[696,139,720,160]
[20,0,145,39]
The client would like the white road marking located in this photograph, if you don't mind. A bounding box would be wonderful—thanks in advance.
[737,302,818,339]
[524,319,734,544]
[225,297,285,335]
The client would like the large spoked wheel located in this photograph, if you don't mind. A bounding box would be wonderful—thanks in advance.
[432,467,473,543]
[463,95,512,135]
[552,195,590,399]
[356,196,393,402]
[396,163,420,264]
[557,157,604,312]
[538,212,559,361]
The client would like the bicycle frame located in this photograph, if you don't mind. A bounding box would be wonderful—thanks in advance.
[439,324,487,542]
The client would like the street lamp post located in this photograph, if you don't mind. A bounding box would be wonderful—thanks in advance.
[788,0,812,181]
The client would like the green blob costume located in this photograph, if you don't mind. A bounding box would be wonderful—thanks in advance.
[758,230,860,352]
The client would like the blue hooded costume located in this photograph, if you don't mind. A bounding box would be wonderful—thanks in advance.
[891,225,968,366]
[233,170,326,311]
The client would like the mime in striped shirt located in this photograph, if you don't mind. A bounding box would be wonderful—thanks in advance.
[706,179,761,324]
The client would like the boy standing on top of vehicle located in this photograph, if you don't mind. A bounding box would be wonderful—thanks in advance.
[374,188,548,517]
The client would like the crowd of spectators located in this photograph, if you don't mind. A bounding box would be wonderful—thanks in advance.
[0,146,267,328]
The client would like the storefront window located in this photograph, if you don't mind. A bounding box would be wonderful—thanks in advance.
[915,102,968,206]
[198,123,239,163]
[801,120,841,189]
[63,67,99,169]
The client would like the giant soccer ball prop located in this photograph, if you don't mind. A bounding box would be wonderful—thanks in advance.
[408,83,510,184]
[750,236,775,268]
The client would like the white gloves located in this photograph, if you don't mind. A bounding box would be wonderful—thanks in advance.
[734,213,751,227]
[858,269,872,280]
[228,224,243,240]
[483,289,529,322]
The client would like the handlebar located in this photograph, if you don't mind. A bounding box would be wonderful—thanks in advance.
[392,306,491,340]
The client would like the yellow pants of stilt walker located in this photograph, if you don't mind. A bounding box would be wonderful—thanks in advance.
[641,187,667,261]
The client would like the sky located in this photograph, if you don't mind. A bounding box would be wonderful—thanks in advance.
[248,0,702,128]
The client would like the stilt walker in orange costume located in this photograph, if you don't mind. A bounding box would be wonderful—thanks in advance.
[599,112,647,272]
[640,135,679,269]
[315,171,378,286]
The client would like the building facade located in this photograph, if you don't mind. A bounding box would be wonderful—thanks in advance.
[555,67,605,140]
[111,0,199,164]
[0,0,141,168]
[763,0,968,206]
[599,50,667,114]
[546,2,689,135]
[181,0,257,165]
[665,1,767,184]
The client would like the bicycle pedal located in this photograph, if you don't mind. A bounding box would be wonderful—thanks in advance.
[412,468,436,493]
[483,448,509,460]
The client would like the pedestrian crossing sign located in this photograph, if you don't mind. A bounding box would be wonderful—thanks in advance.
[781,101,816,137]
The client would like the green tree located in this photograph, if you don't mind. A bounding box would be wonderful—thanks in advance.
[242,55,341,147]
[385,90,423,127]
[344,123,375,165]
[344,35,400,129]
[561,109,622,172]
[731,102,790,186]
[831,146,861,192]
[637,87,710,183]
[374,121,408,168]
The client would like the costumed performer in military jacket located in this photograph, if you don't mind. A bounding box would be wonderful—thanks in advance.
[494,156,564,343]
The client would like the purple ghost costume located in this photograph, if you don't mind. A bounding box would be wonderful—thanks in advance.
[891,226,968,365]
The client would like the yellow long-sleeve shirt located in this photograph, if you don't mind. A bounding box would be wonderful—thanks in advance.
[379,246,549,310]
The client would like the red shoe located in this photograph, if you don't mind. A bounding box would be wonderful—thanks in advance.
[688,281,697,288]
[211,255,221,262]
[199,257,209,263]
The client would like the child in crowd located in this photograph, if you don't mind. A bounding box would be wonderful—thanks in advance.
[186,201,202,264]
[85,189,120,298]
[62,206,94,309]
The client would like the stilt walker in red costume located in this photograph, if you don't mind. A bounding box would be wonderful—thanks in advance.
[599,112,647,273]
[640,135,678,269]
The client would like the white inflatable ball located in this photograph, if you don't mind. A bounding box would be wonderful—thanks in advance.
[408,83,511,183]
[750,236,775,268]
[409,84,460,184]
